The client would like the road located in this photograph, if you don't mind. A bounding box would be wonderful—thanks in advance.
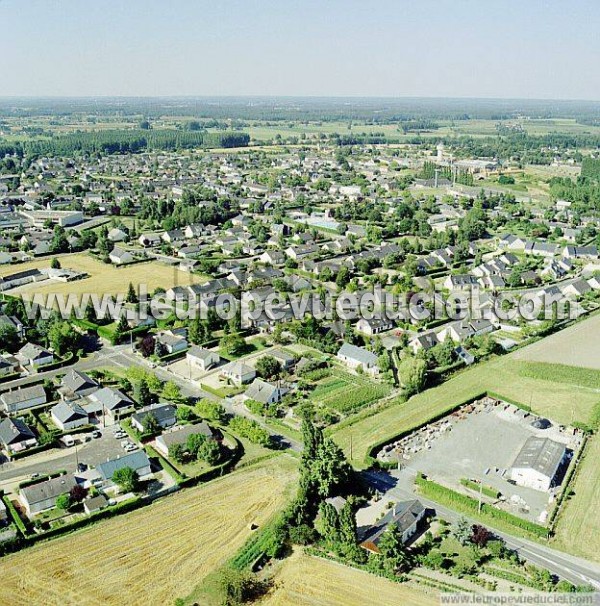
[362,469,600,590]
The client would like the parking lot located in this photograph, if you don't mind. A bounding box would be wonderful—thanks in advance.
[383,399,583,523]
[0,428,127,487]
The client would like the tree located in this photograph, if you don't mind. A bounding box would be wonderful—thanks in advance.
[316,501,340,543]
[69,484,88,503]
[50,225,69,253]
[196,400,226,423]
[169,443,186,463]
[336,266,351,289]
[198,438,222,465]
[136,377,154,408]
[48,320,80,357]
[126,282,138,304]
[452,517,472,546]
[311,437,351,497]
[142,412,160,435]
[55,493,71,510]
[139,334,155,357]
[471,524,492,548]
[112,467,139,493]
[255,355,282,380]
[219,332,246,357]
[0,323,19,352]
[50,257,61,269]
[377,524,411,573]
[186,432,207,457]
[338,501,358,547]
[162,381,182,402]
[398,357,427,396]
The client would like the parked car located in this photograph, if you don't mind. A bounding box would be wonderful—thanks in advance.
[91,430,101,439]
[77,462,87,473]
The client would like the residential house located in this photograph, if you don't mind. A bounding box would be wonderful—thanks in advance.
[86,387,135,424]
[409,332,439,355]
[356,316,395,336]
[17,342,54,369]
[155,331,188,355]
[244,378,287,405]
[50,401,89,431]
[0,417,37,455]
[20,474,78,516]
[96,451,152,486]
[186,346,220,372]
[0,384,47,414]
[337,343,379,374]
[59,369,99,400]
[131,403,177,433]
[109,247,134,265]
[359,500,426,553]
[155,422,220,458]
[220,361,256,386]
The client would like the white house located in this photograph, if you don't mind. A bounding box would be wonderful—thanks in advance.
[337,343,379,374]
[220,361,256,386]
[186,346,220,372]
[109,247,134,265]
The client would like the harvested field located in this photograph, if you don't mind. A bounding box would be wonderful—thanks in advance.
[0,456,297,606]
[2,252,205,299]
[512,313,600,370]
[261,551,437,606]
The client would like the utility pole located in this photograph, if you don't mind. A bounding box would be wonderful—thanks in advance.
[349,433,353,462]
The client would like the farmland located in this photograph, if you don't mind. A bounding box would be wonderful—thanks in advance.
[332,348,600,466]
[311,368,391,415]
[512,313,600,370]
[0,456,298,606]
[261,550,437,606]
[552,435,600,562]
[1,252,206,299]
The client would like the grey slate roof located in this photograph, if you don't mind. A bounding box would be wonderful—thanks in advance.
[51,400,88,424]
[360,499,425,548]
[511,437,566,478]
[62,369,98,394]
[0,417,35,446]
[21,474,77,506]
[337,342,378,366]
[89,387,133,411]
[96,450,151,481]
[156,422,218,450]
[0,384,47,407]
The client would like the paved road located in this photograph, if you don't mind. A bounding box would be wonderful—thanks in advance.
[0,430,123,485]
[362,469,600,589]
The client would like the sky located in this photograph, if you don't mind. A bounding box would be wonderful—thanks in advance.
[1,0,599,100]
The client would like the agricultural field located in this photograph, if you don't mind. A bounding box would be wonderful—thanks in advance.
[512,313,600,370]
[332,329,600,466]
[552,435,600,562]
[261,551,437,606]
[0,456,298,606]
[1,252,206,299]
[310,368,391,415]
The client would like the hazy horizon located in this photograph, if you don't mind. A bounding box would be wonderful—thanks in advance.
[2,0,599,100]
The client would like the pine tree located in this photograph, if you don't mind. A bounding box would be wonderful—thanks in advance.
[126,282,138,304]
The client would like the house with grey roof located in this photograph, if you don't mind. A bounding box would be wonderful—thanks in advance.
[20,474,77,516]
[59,368,99,400]
[131,403,177,433]
[96,450,152,485]
[155,422,220,458]
[510,436,568,492]
[244,378,287,406]
[186,346,220,372]
[0,417,37,455]
[0,384,47,414]
[17,342,54,369]
[50,401,89,431]
[220,360,256,386]
[337,343,379,374]
[86,387,135,424]
[359,499,426,553]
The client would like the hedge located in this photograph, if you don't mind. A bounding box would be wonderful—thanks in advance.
[0,372,21,384]
[415,473,549,540]
[2,495,29,536]
[37,351,77,372]
[144,444,185,483]
[460,478,501,500]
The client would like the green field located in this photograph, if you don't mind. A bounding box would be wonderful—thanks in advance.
[331,356,600,466]
[552,435,600,561]
[311,369,391,415]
